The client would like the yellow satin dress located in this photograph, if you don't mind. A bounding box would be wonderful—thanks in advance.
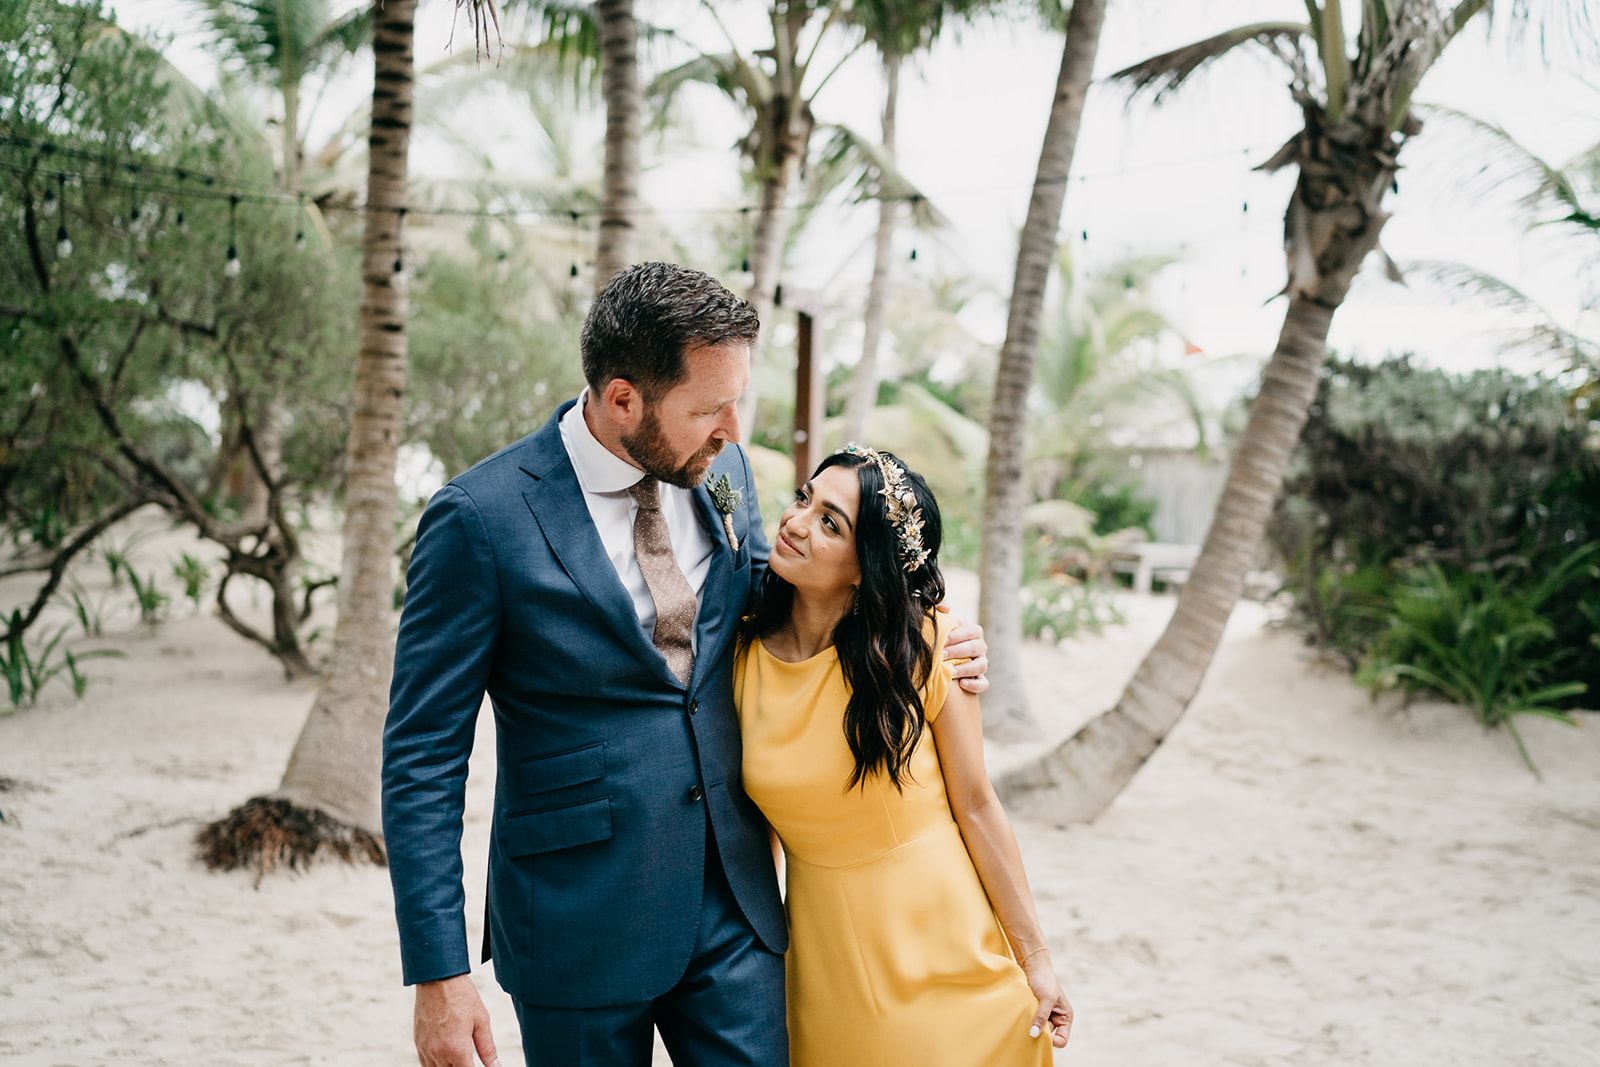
[734,615,1053,1067]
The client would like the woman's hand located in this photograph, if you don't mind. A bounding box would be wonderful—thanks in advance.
[1022,949,1073,1049]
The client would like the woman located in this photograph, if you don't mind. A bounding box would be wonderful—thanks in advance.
[734,445,1072,1066]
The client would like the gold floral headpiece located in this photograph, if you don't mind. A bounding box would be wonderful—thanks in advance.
[842,443,930,573]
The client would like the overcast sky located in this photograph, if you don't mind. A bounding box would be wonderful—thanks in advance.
[115,0,1598,385]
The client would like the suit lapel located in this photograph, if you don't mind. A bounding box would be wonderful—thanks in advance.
[688,473,737,693]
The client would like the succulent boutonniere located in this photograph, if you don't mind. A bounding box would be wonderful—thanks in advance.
[709,473,743,552]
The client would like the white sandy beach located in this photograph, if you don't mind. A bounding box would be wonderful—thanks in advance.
[1,512,1598,1065]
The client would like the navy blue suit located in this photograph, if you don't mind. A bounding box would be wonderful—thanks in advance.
[382,401,787,1059]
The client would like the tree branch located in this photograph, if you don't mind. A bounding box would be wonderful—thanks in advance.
[0,496,148,643]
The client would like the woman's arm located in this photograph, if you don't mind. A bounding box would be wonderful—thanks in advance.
[931,683,1073,1048]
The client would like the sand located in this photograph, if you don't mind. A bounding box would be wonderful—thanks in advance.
[2,512,1598,1066]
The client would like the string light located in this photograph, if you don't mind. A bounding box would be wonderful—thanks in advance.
[295,192,306,251]
[225,194,241,278]
[739,205,751,275]
[568,210,579,278]
[54,173,71,258]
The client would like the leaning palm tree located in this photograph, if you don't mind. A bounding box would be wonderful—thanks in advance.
[197,0,417,872]
[995,0,1597,821]
[978,0,1107,738]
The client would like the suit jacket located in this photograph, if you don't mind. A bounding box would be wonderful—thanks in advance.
[382,400,787,1008]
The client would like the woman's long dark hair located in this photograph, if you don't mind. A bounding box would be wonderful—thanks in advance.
[744,449,946,790]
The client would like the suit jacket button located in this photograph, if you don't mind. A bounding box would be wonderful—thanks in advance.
[689,699,698,715]
[688,785,704,802]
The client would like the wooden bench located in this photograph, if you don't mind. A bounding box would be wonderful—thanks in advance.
[1110,542,1201,594]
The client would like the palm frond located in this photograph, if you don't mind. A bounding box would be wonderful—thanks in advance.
[309,5,372,63]
[1109,21,1310,104]
[1408,259,1598,367]
[1420,104,1585,219]
[807,123,950,228]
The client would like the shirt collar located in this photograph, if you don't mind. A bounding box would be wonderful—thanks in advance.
[561,389,650,495]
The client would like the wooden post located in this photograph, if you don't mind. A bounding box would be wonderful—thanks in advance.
[786,288,824,489]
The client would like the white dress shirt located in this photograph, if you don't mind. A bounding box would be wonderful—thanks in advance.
[559,393,714,647]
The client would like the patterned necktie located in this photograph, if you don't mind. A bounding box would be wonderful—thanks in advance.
[628,476,696,684]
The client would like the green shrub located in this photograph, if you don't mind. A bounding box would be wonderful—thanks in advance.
[1276,357,1600,707]
[1356,544,1597,775]
[1021,578,1124,643]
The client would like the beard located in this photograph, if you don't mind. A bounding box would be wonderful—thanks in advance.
[622,405,725,489]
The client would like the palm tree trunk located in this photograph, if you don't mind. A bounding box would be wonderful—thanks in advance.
[742,141,801,434]
[196,0,415,875]
[994,123,1395,820]
[843,50,901,446]
[978,0,1106,738]
[595,0,639,291]
[282,78,301,193]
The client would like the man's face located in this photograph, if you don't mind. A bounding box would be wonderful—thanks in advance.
[621,340,750,489]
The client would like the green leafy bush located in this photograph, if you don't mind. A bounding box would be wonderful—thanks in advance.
[1275,358,1600,716]
[1021,579,1124,643]
[1356,544,1596,775]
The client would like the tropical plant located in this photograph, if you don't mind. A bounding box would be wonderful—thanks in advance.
[1356,545,1597,776]
[127,569,170,626]
[1028,251,1208,494]
[979,0,1108,737]
[173,552,211,609]
[1021,576,1124,643]
[0,611,123,708]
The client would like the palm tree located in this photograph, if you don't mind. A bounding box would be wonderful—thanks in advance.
[994,0,1597,822]
[978,0,1107,738]
[840,0,994,445]
[651,0,864,429]
[190,0,371,193]
[198,0,417,872]
[596,0,639,288]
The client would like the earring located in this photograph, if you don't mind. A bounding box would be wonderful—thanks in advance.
[850,587,860,616]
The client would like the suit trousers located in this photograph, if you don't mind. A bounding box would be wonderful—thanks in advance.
[513,835,788,1067]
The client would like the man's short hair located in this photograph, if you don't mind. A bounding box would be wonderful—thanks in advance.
[580,262,761,403]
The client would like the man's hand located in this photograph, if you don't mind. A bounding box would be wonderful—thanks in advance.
[937,607,990,695]
[414,974,500,1067]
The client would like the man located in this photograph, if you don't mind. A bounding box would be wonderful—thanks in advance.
[383,263,989,1067]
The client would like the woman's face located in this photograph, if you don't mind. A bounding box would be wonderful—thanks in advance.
[770,464,863,596]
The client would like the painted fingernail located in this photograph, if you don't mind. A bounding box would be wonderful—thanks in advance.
[1029,1025,1041,1038]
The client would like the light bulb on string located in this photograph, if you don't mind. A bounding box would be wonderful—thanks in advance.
[568,209,580,280]
[224,194,241,278]
[295,193,306,251]
[127,163,142,223]
[54,174,71,258]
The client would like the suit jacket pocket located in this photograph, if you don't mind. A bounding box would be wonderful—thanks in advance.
[502,796,613,857]
[519,742,605,795]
